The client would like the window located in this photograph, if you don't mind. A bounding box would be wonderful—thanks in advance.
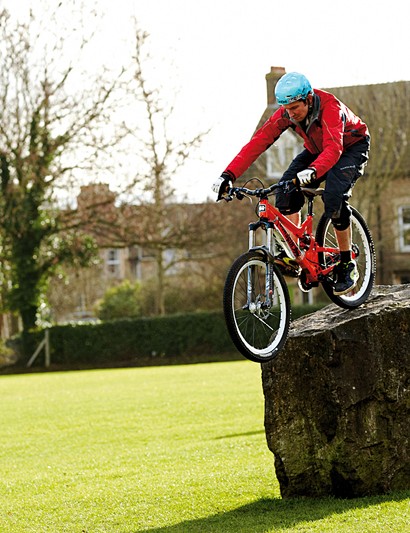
[398,206,410,252]
[267,133,302,180]
[106,248,120,276]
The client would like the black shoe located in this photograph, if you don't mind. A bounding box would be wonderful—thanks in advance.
[333,260,359,296]
[274,251,300,278]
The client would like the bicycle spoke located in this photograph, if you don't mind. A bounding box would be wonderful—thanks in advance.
[250,312,275,331]
[223,253,290,362]
[316,208,375,309]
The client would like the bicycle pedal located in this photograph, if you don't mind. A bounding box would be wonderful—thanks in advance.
[298,271,319,292]
[299,279,319,291]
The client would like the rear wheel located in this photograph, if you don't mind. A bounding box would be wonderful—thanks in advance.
[223,251,291,362]
[316,207,376,309]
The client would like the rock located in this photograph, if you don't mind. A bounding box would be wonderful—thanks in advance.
[261,285,410,498]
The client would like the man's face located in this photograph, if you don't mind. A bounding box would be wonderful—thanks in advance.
[283,100,309,122]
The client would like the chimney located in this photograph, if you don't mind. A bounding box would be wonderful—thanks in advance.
[265,66,286,105]
[77,183,116,212]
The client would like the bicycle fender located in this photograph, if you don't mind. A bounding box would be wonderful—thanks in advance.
[248,245,275,263]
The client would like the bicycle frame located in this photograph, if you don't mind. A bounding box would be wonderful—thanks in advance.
[223,182,375,362]
[250,194,340,285]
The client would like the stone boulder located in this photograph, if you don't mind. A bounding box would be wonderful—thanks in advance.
[261,285,410,498]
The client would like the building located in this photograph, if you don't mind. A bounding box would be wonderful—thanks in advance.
[47,183,254,322]
[49,68,410,322]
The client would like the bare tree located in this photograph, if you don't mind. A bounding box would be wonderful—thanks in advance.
[121,28,212,315]
[0,5,129,331]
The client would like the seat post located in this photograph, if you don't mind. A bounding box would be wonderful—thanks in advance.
[307,196,315,217]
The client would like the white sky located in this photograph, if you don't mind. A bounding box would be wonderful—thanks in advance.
[4,0,410,202]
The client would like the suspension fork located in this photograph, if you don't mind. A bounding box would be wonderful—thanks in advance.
[247,222,256,306]
[265,226,275,307]
[247,222,275,307]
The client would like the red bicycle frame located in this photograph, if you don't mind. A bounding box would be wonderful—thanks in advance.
[255,195,340,284]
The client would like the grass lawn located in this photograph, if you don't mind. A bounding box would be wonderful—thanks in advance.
[0,361,408,532]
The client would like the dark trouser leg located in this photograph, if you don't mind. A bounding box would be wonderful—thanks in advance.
[275,149,316,215]
[326,140,370,294]
[323,140,369,230]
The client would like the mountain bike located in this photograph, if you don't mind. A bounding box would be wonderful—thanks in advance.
[222,181,376,363]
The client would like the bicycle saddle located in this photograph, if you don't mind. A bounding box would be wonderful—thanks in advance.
[301,187,325,197]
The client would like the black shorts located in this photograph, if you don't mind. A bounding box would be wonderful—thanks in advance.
[275,139,370,227]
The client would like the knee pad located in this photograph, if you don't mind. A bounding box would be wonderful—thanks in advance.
[329,199,352,231]
[332,217,350,231]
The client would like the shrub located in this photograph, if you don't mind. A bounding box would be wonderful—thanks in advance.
[0,339,16,367]
[16,304,327,369]
[17,311,235,368]
[95,280,143,320]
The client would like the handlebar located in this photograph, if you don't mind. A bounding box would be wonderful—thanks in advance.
[224,179,322,202]
[225,182,281,201]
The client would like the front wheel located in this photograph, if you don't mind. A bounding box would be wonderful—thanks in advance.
[316,207,376,309]
[223,251,291,363]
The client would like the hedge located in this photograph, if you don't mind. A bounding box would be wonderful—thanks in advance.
[14,304,326,369]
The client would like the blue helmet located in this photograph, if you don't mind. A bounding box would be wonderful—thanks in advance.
[275,72,313,105]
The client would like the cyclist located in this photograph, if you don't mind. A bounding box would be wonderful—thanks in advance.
[212,72,370,295]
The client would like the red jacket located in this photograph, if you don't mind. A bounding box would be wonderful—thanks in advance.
[225,89,369,179]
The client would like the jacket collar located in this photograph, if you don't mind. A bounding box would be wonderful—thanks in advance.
[309,92,321,123]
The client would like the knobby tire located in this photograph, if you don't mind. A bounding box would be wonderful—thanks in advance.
[316,207,376,309]
[223,251,291,363]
